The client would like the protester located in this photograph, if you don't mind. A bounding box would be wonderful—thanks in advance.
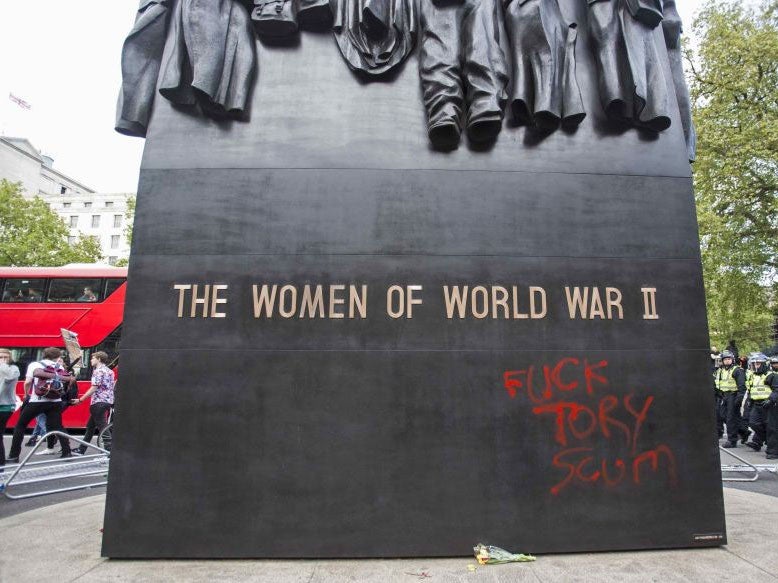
[0,349,20,466]
[5,347,74,463]
[72,351,115,454]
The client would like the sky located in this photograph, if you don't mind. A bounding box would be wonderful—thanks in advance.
[0,0,706,194]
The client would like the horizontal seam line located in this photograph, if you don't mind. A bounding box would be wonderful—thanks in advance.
[127,253,701,260]
[138,167,692,180]
[118,348,714,353]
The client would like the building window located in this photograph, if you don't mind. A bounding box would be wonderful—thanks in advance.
[69,216,78,228]
[68,236,76,245]
[91,215,100,228]
[108,256,118,266]
[84,202,92,208]
[60,186,67,194]
[111,235,120,249]
[63,202,71,208]
[105,201,114,208]
[113,214,122,228]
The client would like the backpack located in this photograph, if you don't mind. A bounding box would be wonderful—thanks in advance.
[33,362,67,398]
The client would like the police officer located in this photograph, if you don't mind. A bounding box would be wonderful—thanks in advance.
[744,354,770,451]
[716,350,747,447]
[764,356,778,460]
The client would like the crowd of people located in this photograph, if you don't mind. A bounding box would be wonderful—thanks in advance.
[712,345,778,459]
[0,347,115,466]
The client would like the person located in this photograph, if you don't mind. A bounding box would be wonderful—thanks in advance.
[745,354,770,451]
[5,347,74,463]
[716,350,747,447]
[72,352,115,454]
[764,356,778,460]
[0,349,20,466]
[77,287,97,302]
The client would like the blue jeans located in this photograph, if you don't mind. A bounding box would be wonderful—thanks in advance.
[31,413,47,437]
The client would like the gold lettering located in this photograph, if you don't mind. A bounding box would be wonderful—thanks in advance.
[279,285,297,318]
[190,284,210,318]
[329,284,345,319]
[529,286,547,319]
[173,284,191,318]
[589,288,605,319]
[491,286,509,319]
[407,285,423,319]
[471,286,488,319]
[443,286,468,319]
[300,285,325,318]
[349,285,367,319]
[387,285,404,319]
[606,287,623,319]
[565,286,589,319]
[641,287,659,320]
[512,285,528,319]
[252,285,277,318]
[210,285,228,318]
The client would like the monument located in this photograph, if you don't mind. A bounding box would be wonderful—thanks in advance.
[103,0,724,558]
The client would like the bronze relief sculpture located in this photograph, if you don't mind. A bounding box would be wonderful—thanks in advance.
[332,0,417,75]
[158,0,256,119]
[116,0,171,137]
[662,0,696,161]
[116,0,695,156]
[504,0,585,130]
[588,0,671,131]
[418,0,510,149]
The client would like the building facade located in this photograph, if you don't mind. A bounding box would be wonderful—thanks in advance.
[0,136,132,264]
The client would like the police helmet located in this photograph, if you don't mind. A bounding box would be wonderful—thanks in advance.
[771,356,778,365]
[721,350,735,360]
[751,353,768,363]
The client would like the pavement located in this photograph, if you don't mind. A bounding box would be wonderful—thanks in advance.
[0,487,777,582]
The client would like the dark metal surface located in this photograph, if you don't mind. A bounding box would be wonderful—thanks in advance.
[104,0,723,558]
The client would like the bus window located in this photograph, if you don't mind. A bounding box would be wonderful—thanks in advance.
[10,348,34,376]
[104,278,126,299]
[48,278,103,303]
[2,279,46,303]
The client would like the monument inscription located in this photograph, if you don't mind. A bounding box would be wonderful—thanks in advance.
[103,0,723,558]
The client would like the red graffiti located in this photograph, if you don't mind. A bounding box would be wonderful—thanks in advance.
[531,394,654,452]
[550,445,678,495]
[503,359,609,403]
[503,357,677,496]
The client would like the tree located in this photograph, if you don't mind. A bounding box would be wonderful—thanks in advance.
[115,195,135,267]
[0,179,103,266]
[687,0,778,352]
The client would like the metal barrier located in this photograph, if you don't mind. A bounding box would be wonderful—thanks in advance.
[1,431,110,500]
[720,446,760,482]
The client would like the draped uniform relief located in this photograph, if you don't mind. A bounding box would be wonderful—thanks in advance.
[661,0,696,161]
[504,0,585,130]
[116,0,695,154]
[418,0,510,149]
[588,0,671,131]
[332,0,417,75]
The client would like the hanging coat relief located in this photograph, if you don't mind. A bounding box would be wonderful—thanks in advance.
[418,0,510,149]
[159,0,257,119]
[504,0,585,130]
[662,0,696,161]
[116,0,172,137]
[588,0,671,131]
[332,0,417,76]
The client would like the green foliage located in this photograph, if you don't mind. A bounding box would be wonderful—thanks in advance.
[124,195,135,246]
[0,179,103,266]
[688,0,778,351]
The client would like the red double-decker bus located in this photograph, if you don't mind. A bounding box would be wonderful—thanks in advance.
[0,266,126,429]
